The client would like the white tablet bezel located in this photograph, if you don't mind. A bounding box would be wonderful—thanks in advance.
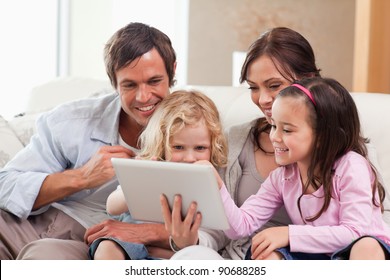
[111,158,229,230]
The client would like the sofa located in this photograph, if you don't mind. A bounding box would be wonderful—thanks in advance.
[1,76,389,227]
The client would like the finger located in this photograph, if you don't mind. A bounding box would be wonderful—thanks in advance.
[101,145,133,154]
[252,240,270,260]
[183,201,198,228]
[103,145,137,158]
[259,244,275,260]
[251,233,264,250]
[171,195,183,226]
[250,235,264,258]
[109,151,136,159]
[160,194,172,231]
[83,231,90,243]
[193,160,212,166]
[85,227,104,245]
[190,212,202,233]
[251,245,261,260]
[83,223,101,242]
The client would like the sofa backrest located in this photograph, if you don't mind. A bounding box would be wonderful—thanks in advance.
[7,78,390,190]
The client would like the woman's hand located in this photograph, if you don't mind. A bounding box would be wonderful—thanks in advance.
[160,194,201,250]
[250,226,289,260]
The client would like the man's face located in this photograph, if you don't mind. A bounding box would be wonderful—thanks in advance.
[116,48,171,128]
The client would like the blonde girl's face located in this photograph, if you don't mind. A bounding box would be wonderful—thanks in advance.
[246,55,293,123]
[269,96,315,171]
[167,121,212,163]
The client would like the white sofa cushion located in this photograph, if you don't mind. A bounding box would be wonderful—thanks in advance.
[7,113,41,146]
[353,93,390,188]
[0,116,24,168]
[179,85,261,129]
[25,76,113,114]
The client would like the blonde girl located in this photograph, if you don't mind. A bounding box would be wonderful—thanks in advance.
[89,90,228,259]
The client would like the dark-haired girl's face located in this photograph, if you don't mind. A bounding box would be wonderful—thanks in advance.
[270,96,315,172]
[246,55,292,124]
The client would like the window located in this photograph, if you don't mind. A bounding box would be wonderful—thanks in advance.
[0,0,188,119]
[0,0,60,119]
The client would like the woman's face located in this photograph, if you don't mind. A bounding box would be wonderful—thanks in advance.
[246,55,293,123]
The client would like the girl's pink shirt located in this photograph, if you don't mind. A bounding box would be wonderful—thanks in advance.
[220,151,390,254]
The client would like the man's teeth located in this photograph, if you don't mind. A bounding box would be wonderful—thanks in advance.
[275,147,288,152]
[138,104,155,112]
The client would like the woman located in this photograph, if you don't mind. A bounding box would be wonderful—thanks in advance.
[217,27,321,259]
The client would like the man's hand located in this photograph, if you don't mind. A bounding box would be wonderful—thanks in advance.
[79,145,136,189]
[84,219,170,248]
[33,145,135,210]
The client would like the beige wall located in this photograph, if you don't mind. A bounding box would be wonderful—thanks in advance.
[367,0,390,93]
[353,0,390,93]
[187,0,355,90]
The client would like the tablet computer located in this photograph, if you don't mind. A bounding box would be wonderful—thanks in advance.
[111,158,230,230]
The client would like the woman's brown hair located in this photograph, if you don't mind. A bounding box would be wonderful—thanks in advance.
[240,27,321,153]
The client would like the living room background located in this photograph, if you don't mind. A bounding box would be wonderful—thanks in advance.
[1,0,388,120]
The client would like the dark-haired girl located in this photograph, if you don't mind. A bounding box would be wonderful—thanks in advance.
[220,77,390,260]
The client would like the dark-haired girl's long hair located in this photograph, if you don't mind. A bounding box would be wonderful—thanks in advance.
[280,78,385,222]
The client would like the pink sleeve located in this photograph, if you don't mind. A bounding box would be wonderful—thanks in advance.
[220,169,284,240]
[289,154,375,253]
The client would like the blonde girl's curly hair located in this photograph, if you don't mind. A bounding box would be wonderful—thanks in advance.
[138,90,228,168]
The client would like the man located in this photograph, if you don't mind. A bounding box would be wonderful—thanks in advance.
[0,22,176,259]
